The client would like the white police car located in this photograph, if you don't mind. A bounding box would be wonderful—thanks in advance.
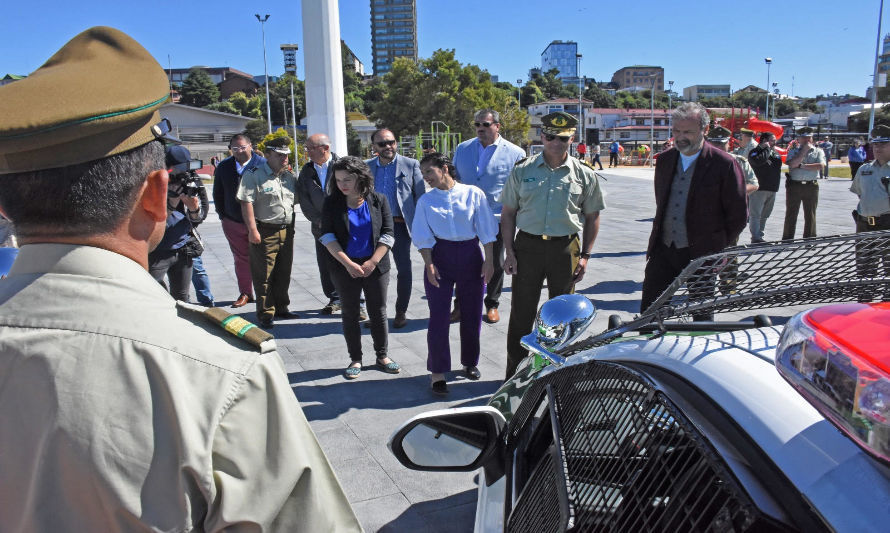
[389,231,890,532]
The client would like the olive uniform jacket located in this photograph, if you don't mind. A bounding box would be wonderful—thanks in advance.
[647,142,748,260]
[0,244,361,532]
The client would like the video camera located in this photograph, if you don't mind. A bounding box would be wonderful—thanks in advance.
[166,145,204,198]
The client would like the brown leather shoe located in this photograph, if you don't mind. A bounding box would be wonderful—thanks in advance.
[232,293,253,308]
[484,307,500,324]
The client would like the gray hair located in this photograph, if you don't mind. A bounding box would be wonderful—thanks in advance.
[672,102,709,130]
[474,109,500,123]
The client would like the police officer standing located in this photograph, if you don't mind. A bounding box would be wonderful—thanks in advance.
[850,124,890,295]
[782,127,826,240]
[0,26,359,531]
[501,111,606,378]
[238,137,300,329]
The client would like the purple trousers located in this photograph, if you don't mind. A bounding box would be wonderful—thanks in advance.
[424,238,484,373]
[221,217,254,297]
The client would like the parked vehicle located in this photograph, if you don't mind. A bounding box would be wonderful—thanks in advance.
[389,231,890,532]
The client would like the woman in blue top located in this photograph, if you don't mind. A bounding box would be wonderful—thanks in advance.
[412,153,498,395]
[849,138,868,179]
[320,156,400,379]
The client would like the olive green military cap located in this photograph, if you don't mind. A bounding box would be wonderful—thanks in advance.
[0,26,170,174]
[870,124,890,143]
[541,111,577,136]
[739,128,755,135]
[707,125,732,143]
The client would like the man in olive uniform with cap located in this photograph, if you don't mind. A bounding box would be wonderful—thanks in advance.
[0,27,360,532]
[238,137,300,329]
[734,127,758,159]
[782,126,826,240]
[501,111,606,378]
[850,124,890,299]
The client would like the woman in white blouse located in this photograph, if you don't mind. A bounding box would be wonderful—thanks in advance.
[412,153,497,395]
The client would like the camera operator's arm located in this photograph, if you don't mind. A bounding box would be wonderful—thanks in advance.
[182,194,202,225]
[191,183,210,226]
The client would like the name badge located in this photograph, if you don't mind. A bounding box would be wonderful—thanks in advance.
[862,171,873,176]
[262,186,274,193]
[522,177,536,183]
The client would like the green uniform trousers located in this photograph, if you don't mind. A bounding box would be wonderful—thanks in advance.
[249,221,294,321]
[505,231,580,378]
[782,180,819,240]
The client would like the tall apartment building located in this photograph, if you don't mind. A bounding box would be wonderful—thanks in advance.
[611,65,664,92]
[370,0,417,76]
[541,40,578,84]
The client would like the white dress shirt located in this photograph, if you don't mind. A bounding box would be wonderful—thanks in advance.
[412,182,498,249]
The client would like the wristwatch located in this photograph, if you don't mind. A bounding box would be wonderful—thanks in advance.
[580,251,591,259]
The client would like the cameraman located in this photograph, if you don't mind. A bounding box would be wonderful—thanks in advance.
[148,145,206,301]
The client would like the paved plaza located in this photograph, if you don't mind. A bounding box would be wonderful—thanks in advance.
[196,166,858,531]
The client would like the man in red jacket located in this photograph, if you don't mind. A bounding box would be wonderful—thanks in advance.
[640,102,748,318]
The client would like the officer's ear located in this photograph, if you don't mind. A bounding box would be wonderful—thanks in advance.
[140,169,169,223]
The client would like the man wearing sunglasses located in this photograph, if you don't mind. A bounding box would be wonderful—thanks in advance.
[452,109,526,324]
[500,111,606,378]
[366,128,425,329]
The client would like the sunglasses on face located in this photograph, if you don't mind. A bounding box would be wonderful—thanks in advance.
[375,140,396,148]
[544,134,571,143]
[474,121,496,128]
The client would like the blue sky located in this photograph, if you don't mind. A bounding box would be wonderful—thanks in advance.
[3,0,888,99]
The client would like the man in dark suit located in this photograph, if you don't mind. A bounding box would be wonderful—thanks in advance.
[212,134,266,307]
[640,102,747,318]
[365,128,425,328]
[297,133,340,314]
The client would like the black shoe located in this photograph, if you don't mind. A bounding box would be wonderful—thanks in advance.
[393,312,407,329]
[464,366,481,381]
[321,300,341,315]
[431,380,448,395]
[259,318,274,329]
[274,309,300,319]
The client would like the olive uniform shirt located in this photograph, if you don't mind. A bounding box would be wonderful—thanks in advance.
[0,244,361,532]
[850,160,890,216]
[732,153,759,189]
[787,145,826,181]
[236,162,298,224]
[500,152,605,236]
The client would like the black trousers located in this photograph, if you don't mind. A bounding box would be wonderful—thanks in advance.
[855,215,890,301]
[640,241,714,321]
[314,238,338,301]
[330,260,389,362]
[149,251,192,301]
[609,152,619,166]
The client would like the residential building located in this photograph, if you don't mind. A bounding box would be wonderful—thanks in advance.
[540,40,578,84]
[0,74,24,87]
[879,34,890,76]
[166,67,259,100]
[527,97,594,140]
[683,84,731,101]
[611,66,664,92]
[370,0,417,76]
[342,40,365,76]
[735,85,767,95]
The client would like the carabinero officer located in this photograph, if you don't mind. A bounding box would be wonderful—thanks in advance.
[0,26,360,531]
[500,111,606,378]
[850,124,890,298]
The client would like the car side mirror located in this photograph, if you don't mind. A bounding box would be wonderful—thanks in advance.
[388,407,505,472]
[521,294,596,366]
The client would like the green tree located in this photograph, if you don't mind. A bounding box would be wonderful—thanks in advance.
[179,68,220,108]
[257,128,296,166]
[849,104,890,131]
[583,83,615,108]
[244,119,268,146]
[268,74,305,127]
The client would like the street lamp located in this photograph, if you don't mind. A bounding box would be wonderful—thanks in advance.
[255,14,272,134]
[869,0,884,132]
[668,80,674,139]
[764,57,772,121]
[516,78,522,108]
[576,53,584,145]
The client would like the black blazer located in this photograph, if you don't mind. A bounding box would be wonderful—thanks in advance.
[320,191,394,274]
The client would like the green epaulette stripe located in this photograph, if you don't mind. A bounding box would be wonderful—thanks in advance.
[221,314,257,338]
[0,94,169,140]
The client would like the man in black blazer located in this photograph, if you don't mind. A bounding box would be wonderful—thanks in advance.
[640,102,747,318]
[297,133,340,314]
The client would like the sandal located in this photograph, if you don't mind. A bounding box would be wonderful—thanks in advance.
[376,357,401,374]
[344,362,362,379]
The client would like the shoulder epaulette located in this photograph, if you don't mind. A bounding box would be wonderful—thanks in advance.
[514,156,530,165]
[177,301,276,353]
[580,159,597,171]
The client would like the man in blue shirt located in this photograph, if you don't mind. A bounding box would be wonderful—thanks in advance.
[452,109,525,323]
[609,140,621,167]
[366,128,425,328]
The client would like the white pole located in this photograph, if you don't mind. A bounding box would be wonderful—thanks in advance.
[302,0,347,155]
[290,80,298,148]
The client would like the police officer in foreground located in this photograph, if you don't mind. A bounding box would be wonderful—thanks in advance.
[0,27,360,531]
[238,136,300,329]
[500,111,606,378]
[850,124,890,297]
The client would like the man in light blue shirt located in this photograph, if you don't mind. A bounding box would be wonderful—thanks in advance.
[452,109,526,323]
[366,128,425,328]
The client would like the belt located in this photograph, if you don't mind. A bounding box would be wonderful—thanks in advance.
[518,230,576,241]
[255,219,291,229]
[392,216,406,224]
[856,212,890,226]
[789,180,818,185]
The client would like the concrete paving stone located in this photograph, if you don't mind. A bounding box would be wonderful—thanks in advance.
[351,493,422,533]
[334,456,401,504]
[314,424,369,465]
